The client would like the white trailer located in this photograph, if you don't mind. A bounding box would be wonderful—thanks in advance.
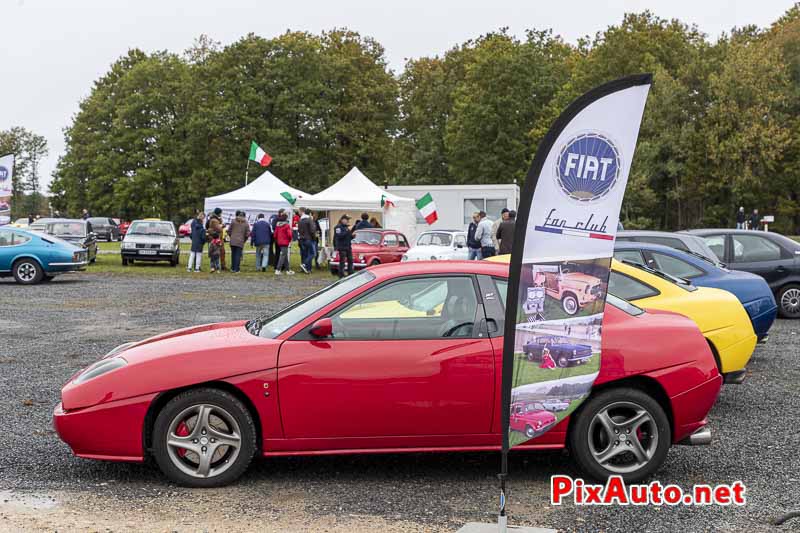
[385,184,520,235]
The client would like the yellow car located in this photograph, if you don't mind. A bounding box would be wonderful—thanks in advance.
[487,255,757,384]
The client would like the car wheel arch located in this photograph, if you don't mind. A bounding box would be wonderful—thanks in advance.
[566,376,674,445]
[142,381,264,457]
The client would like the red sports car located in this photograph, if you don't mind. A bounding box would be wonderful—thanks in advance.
[53,261,721,487]
[330,229,409,275]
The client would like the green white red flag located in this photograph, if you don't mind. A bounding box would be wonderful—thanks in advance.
[280,191,297,205]
[249,142,272,167]
[381,194,395,209]
[415,193,437,224]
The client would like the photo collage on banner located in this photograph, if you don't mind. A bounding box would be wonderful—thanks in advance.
[0,154,13,226]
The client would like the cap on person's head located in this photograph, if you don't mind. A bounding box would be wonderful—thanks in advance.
[257,213,265,219]
[341,214,351,221]
[278,208,285,214]
[501,208,510,214]
[213,207,222,215]
[509,210,517,219]
[479,210,487,218]
[361,212,369,220]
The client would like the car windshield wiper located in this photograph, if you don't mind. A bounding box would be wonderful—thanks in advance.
[684,249,722,267]
[621,259,693,286]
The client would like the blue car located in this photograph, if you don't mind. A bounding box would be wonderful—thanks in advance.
[522,335,594,367]
[0,227,88,284]
[614,241,777,341]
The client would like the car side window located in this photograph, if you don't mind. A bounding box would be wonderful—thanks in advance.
[702,235,726,261]
[455,235,467,248]
[399,236,409,247]
[731,235,782,263]
[333,276,479,339]
[649,252,705,279]
[12,232,31,245]
[614,250,645,265]
[608,271,659,301]
[0,230,13,246]
[383,234,398,247]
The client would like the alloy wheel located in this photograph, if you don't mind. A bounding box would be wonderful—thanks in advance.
[587,401,658,474]
[17,262,37,282]
[165,404,242,479]
[781,287,800,317]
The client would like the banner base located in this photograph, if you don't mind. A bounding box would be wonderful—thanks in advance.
[456,523,556,533]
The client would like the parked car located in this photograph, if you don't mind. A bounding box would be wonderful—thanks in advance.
[120,220,180,266]
[329,229,409,275]
[614,241,777,341]
[28,217,56,232]
[489,255,757,384]
[0,227,88,284]
[685,229,800,318]
[540,399,570,412]
[54,261,721,486]
[402,230,469,262]
[522,335,594,367]
[43,219,97,263]
[87,217,120,242]
[117,219,130,237]
[617,230,721,265]
[178,219,193,238]
[509,402,557,439]
[10,218,29,228]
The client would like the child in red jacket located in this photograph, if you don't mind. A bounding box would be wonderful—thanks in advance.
[274,214,294,275]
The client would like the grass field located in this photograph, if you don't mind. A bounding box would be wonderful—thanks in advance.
[511,350,600,384]
[508,397,584,447]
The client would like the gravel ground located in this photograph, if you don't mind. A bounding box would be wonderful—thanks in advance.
[1,272,799,532]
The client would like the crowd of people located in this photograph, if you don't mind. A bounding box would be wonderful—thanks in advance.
[466,208,517,260]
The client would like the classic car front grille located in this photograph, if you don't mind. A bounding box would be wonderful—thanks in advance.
[135,243,161,249]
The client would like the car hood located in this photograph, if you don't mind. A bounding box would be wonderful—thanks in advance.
[123,234,176,244]
[520,410,557,423]
[562,273,600,285]
[61,321,281,410]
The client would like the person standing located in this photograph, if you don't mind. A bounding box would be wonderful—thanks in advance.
[291,210,300,242]
[187,211,206,272]
[274,212,294,275]
[474,211,496,258]
[750,209,760,231]
[208,235,222,273]
[496,210,516,255]
[298,208,315,274]
[206,208,226,271]
[334,214,354,277]
[269,209,283,269]
[466,212,482,260]
[228,211,250,273]
[312,212,322,269]
[369,216,381,228]
[354,212,372,231]
[736,207,746,229]
[491,208,509,251]
[81,208,90,220]
[251,213,272,272]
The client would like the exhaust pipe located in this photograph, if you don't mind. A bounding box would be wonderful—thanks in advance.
[679,426,712,446]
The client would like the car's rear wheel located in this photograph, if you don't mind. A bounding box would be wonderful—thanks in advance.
[12,258,44,285]
[525,424,536,438]
[569,387,670,482]
[562,293,579,315]
[557,355,569,368]
[153,388,256,487]
[777,284,800,318]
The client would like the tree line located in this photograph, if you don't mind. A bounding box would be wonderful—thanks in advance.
[33,7,800,233]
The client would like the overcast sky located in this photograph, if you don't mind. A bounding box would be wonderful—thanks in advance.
[2,0,795,192]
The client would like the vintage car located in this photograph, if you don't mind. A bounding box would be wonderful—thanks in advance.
[43,219,98,263]
[120,220,180,266]
[522,335,593,367]
[329,229,409,275]
[87,217,120,242]
[509,402,557,439]
[686,229,800,319]
[55,261,721,486]
[540,262,605,315]
[541,399,570,412]
[402,230,469,262]
[615,241,777,341]
[0,227,88,284]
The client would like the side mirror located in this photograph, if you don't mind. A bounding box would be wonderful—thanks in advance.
[310,318,333,338]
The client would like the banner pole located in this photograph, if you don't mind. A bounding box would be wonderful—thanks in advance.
[245,158,250,186]
[498,449,508,532]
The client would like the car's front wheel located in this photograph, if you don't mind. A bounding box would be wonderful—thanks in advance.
[152,388,257,487]
[777,284,800,318]
[568,387,670,482]
[562,293,579,315]
[12,258,44,285]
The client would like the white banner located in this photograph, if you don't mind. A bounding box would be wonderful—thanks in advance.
[0,154,13,223]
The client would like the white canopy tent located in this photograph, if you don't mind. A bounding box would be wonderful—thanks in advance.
[203,171,307,224]
[296,167,419,243]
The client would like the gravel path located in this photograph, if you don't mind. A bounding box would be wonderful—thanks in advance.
[1,272,798,531]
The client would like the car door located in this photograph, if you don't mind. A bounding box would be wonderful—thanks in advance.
[728,233,791,286]
[454,234,469,259]
[381,232,399,262]
[277,275,495,441]
[0,228,15,271]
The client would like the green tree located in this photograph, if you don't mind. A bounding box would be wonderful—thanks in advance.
[0,127,48,217]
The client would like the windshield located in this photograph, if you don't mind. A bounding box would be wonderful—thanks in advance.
[128,221,176,237]
[47,222,86,236]
[352,231,381,245]
[88,217,107,225]
[249,270,376,338]
[621,260,697,292]
[416,232,453,247]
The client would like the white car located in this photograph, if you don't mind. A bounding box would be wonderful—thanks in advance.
[402,230,470,262]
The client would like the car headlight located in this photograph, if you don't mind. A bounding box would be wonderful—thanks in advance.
[104,342,135,359]
[358,254,365,262]
[161,243,175,250]
[122,241,135,249]
[401,255,408,261]
[74,357,127,384]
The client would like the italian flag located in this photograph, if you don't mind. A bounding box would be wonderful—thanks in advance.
[249,141,272,167]
[416,193,438,224]
[381,194,395,208]
[280,191,297,205]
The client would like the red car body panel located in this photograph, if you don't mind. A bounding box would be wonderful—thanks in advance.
[54,261,721,463]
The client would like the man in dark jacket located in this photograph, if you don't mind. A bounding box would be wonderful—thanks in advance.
[298,207,316,274]
[496,210,516,255]
[188,211,206,272]
[206,207,226,270]
[269,209,284,269]
[466,211,482,260]
[750,209,760,231]
[353,212,372,231]
[334,214,354,277]
[228,211,250,273]
[251,213,272,272]
[736,207,746,229]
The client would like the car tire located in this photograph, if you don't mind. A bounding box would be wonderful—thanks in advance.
[12,258,44,285]
[525,424,536,438]
[777,284,800,318]
[152,388,257,488]
[370,259,380,266]
[122,257,128,266]
[557,356,569,368]
[568,387,671,483]
[562,293,579,316]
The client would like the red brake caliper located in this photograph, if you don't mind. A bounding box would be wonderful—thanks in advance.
[176,421,190,457]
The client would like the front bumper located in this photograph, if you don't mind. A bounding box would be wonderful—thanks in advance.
[122,250,176,261]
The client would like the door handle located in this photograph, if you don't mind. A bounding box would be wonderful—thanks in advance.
[486,318,499,333]
[776,266,787,272]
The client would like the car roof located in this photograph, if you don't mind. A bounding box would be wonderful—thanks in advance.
[619,230,698,241]
[368,260,509,279]
[615,240,698,255]
[46,218,83,223]
[419,229,464,234]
